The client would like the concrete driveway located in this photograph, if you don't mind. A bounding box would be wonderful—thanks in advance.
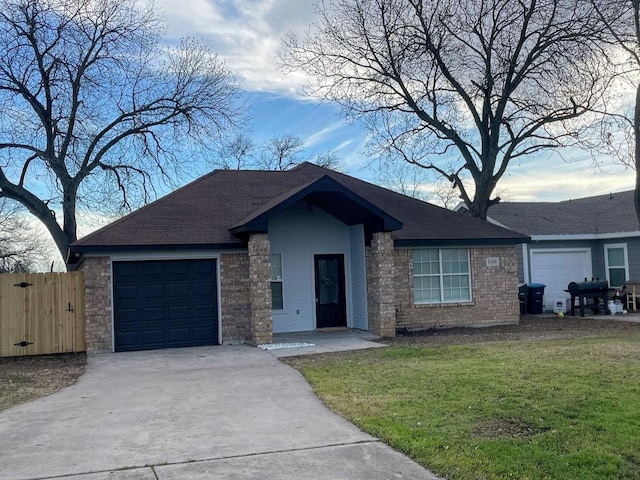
[0,345,442,480]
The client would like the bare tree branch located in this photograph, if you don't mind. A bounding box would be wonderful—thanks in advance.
[0,0,243,268]
[282,0,618,218]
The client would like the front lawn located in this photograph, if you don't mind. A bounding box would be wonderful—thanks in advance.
[285,334,640,480]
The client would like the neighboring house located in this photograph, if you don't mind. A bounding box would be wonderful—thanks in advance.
[68,163,528,353]
[476,190,640,311]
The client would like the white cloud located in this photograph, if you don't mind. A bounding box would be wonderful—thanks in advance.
[494,158,635,202]
[156,0,315,94]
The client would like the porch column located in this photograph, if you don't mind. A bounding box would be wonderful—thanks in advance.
[248,233,273,345]
[367,231,396,337]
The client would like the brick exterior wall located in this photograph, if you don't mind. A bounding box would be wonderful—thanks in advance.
[394,246,520,331]
[81,256,112,352]
[248,233,273,345]
[366,232,396,337]
[219,253,252,344]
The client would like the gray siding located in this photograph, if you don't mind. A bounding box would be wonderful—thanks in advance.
[625,237,640,282]
[349,225,368,330]
[268,201,366,333]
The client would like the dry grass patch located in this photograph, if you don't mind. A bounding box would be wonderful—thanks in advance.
[0,353,86,411]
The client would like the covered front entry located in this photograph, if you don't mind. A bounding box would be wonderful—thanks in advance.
[112,259,218,352]
[314,254,347,328]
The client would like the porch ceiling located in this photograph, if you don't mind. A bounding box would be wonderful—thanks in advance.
[229,175,403,236]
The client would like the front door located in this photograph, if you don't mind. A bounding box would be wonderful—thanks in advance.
[314,254,347,328]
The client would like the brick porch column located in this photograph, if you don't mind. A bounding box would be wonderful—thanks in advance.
[82,256,113,352]
[367,231,396,337]
[248,233,273,345]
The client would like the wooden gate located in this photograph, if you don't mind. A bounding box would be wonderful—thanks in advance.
[0,272,85,357]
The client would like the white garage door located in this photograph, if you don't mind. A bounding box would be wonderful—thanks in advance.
[530,250,592,311]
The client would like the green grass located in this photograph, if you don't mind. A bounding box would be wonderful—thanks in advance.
[286,335,640,480]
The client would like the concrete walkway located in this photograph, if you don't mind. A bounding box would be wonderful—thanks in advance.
[266,329,386,357]
[0,345,441,480]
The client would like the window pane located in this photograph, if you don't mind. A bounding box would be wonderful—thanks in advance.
[414,274,440,303]
[442,249,469,274]
[607,248,624,267]
[413,249,439,275]
[271,282,283,310]
[443,275,471,301]
[412,248,470,304]
[270,254,282,281]
[609,268,626,288]
[318,259,339,304]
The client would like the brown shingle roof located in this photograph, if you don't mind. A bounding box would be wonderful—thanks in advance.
[71,163,527,253]
[488,190,640,236]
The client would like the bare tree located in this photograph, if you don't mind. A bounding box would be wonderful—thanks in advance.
[376,159,430,200]
[215,134,256,170]
[218,132,343,171]
[259,134,305,171]
[0,199,48,272]
[282,0,618,219]
[376,159,459,207]
[0,0,243,267]
[590,0,640,222]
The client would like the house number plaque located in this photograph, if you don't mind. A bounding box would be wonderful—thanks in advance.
[486,257,500,267]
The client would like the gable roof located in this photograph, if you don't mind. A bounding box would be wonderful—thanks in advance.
[69,162,527,259]
[229,175,403,234]
[487,190,640,236]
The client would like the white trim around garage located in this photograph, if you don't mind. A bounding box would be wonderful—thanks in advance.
[105,251,228,351]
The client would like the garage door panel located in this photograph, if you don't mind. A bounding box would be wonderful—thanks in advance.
[194,282,214,296]
[530,250,592,311]
[168,283,190,297]
[193,326,215,341]
[116,332,140,348]
[167,328,190,344]
[194,304,215,319]
[115,285,138,300]
[142,329,166,346]
[115,263,138,277]
[142,284,165,299]
[113,259,218,352]
[169,305,191,320]
[141,262,165,276]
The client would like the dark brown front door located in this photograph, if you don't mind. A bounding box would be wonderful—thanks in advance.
[314,254,347,329]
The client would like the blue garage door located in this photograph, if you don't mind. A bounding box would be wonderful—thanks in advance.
[113,259,218,352]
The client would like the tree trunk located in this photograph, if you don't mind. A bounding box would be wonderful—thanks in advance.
[635,88,640,226]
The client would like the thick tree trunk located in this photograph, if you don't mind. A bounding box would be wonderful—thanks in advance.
[635,82,640,225]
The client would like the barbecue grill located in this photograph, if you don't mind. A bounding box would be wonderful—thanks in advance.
[565,280,610,317]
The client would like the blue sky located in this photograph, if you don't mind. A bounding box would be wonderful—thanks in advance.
[29,0,639,267]
[154,0,636,204]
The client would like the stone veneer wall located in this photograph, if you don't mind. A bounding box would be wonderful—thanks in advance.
[82,256,112,352]
[394,246,520,331]
[219,253,252,344]
[248,233,273,345]
[365,232,396,337]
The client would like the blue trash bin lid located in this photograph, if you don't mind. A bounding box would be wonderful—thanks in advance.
[528,283,545,288]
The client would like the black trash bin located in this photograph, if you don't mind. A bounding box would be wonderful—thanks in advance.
[527,283,546,314]
[518,285,529,315]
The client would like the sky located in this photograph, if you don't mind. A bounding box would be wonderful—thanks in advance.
[152,0,637,203]
[16,0,640,269]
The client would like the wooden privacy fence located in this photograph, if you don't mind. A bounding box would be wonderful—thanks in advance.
[0,272,85,357]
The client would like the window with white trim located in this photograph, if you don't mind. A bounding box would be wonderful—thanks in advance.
[270,254,284,310]
[604,244,628,288]
[412,248,471,304]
